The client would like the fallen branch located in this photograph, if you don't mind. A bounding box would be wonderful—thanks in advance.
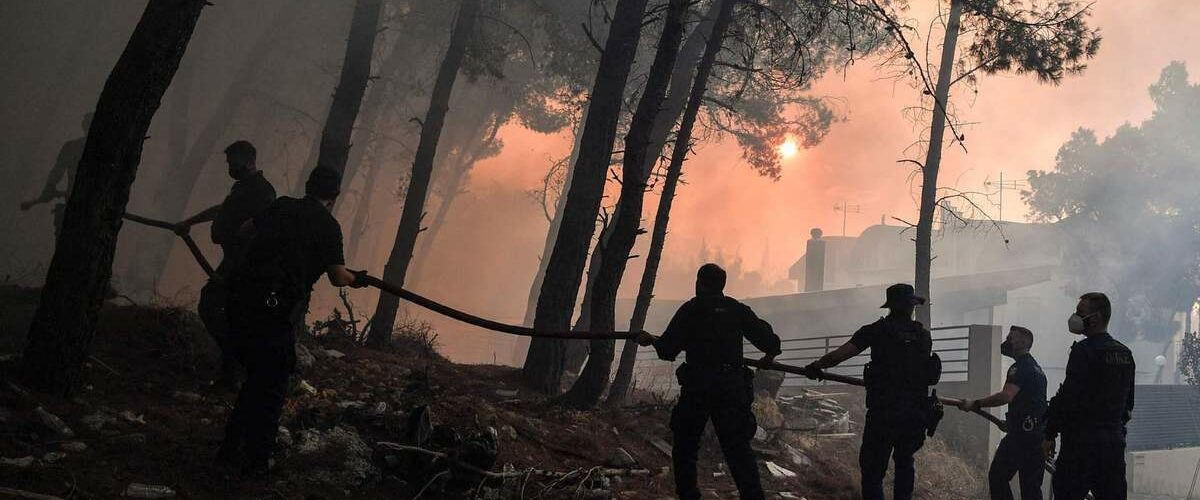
[0,486,64,500]
[374,442,651,480]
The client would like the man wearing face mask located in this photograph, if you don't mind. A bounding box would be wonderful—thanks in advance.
[176,140,277,388]
[958,326,1046,500]
[1043,292,1135,500]
[218,165,366,478]
[801,284,942,500]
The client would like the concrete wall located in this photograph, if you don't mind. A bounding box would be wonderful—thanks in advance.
[935,324,1004,467]
[1128,447,1200,498]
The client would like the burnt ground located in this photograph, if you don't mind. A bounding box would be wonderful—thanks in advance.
[0,286,984,499]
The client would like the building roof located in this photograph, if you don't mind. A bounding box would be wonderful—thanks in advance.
[1127,385,1200,451]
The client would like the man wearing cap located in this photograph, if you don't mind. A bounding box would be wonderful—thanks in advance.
[635,263,781,500]
[802,284,940,500]
[217,165,366,478]
[175,140,276,388]
[957,326,1047,500]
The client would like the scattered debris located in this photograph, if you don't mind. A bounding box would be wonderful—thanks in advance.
[32,406,75,437]
[60,441,88,452]
[0,486,64,500]
[170,391,201,403]
[296,379,318,396]
[647,436,672,457]
[122,483,176,499]
[295,343,315,371]
[765,461,796,478]
[608,447,637,468]
[293,426,375,488]
[323,349,346,359]
[494,388,518,398]
[0,456,35,468]
[41,452,65,464]
[80,411,117,431]
[118,410,146,425]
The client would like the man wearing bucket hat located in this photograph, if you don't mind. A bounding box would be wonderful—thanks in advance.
[802,284,942,500]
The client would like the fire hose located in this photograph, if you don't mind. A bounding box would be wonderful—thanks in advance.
[122,212,215,278]
[132,219,1078,490]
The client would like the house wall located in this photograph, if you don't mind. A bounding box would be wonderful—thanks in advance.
[1128,447,1200,498]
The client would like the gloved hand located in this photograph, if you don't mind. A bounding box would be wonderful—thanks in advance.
[1042,438,1057,461]
[350,269,370,289]
[801,364,822,380]
[634,331,657,347]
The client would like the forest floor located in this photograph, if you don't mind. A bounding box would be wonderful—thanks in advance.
[0,286,984,499]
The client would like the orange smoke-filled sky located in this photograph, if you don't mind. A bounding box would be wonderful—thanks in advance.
[355,1,1200,361]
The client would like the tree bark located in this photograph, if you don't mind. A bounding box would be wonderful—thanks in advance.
[521,0,651,394]
[312,0,383,182]
[606,0,735,408]
[561,0,724,375]
[410,108,509,286]
[367,0,481,348]
[133,3,300,293]
[914,0,962,326]
[21,0,208,397]
[560,0,689,408]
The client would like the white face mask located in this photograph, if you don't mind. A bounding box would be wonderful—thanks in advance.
[1068,313,1094,334]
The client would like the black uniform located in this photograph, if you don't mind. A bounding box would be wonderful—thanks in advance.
[199,170,276,384]
[989,352,1048,500]
[41,136,85,235]
[850,316,937,500]
[220,196,344,468]
[654,294,781,500]
[1045,333,1135,500]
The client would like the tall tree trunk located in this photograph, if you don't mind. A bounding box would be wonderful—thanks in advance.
[561,0,689,408]
[333,29,424,213]
[410,110,508,286]
[21,0,207,397]
[640,0,721,173]
[606,0,735,408]
[346,146,384,262]
[521,0,651,394]
[521,111,586,328]
[367,0,480,348]
[562,0,723,375]
[914,0,962,326]
[313,0,383,182]
[133,3,300,293]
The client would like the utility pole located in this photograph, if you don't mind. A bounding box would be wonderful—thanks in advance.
[834,201,861,236]
[984,172,1028,222]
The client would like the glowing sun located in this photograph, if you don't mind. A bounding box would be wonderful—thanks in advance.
[778,137,799,159]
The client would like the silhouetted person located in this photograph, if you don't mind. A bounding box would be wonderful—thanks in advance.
[1043,292,1134,500]
[175,141,276,388]
[958,326,1047,500]
[635,263,780,500]
[21,112,92,235]
[803,283,941,500]
[217,165,364,477]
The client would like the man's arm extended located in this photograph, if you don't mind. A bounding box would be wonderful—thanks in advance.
[960,383,1020,412]
[807,342,862,372]
[177,204,220,234]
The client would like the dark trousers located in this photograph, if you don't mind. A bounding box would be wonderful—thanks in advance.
[670,372,765,500]
[860,412,926,500]
[199,278,238,385]
[989,432,1045,500]
[1051,437,1127,500]
[221,307,295,466]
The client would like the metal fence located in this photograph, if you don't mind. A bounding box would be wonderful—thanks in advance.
[634,324,973,394]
